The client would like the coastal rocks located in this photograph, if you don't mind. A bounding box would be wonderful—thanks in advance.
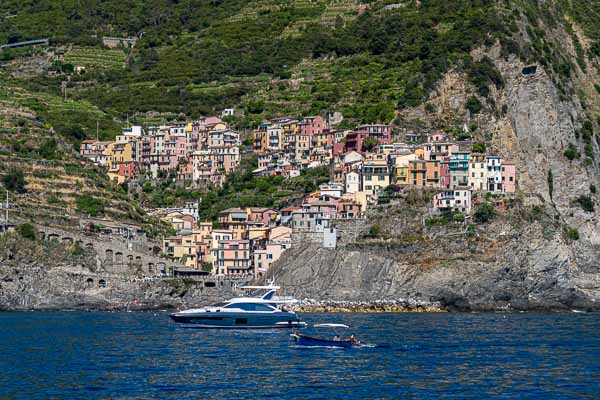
[296,299,445,313]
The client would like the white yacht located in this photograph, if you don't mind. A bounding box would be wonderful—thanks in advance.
[169,283,306,329]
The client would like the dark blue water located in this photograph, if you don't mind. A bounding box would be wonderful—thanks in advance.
[1,312,599,399]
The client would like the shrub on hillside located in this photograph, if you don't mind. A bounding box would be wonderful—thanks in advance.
[76,195,104,217]
[367,224,382,238]
[466,96,482,114]
[453,213,465,222]
[472,143,486,153]
[17,223,36,240]
[565,227,579,241]
[575,195,594,212]
[564,144,580,160]
[2,169,26,193]
[474,203,496,223]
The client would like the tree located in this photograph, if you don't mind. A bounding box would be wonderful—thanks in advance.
[466,96,482,114]
[2,169,26,193]
[472,143,486,153]
[201,262,213,272]
[564,144,580,160]
[474,203,496,223]
[38,138,58,159]
[362,137,379,152]
[17,223,36,240]
[575,195,594,212]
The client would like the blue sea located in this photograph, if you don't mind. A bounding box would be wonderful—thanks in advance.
[0,312,599,399]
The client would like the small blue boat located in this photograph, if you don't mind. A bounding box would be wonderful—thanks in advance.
[291,324,359,348]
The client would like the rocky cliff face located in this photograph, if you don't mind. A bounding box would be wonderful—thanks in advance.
[270,26,600,311]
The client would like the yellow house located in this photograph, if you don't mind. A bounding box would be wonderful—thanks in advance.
[415,147,425,160]
[392,153,417,185]
[163,234,201,269]
[103,142,133,172]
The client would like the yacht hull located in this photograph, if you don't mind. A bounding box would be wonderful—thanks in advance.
[170,311,303,329]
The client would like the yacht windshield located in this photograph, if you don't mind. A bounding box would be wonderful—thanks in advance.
[211,302,229,308]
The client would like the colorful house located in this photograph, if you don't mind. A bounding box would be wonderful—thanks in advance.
[216,239,251,275]
[408,160,427,186]
[432,187,472,214]
[468,153,487,191]
[501,161,516,193]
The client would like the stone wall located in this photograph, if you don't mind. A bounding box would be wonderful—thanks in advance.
[36,225,185,275]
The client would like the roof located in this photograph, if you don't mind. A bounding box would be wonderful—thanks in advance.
[281,206,301,212]
[219,207,246,214]
[310,201,337,207]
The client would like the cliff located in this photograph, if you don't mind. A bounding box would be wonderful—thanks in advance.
[269,23,600,311]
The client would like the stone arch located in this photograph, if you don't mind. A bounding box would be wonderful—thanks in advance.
[61,237,73,245]
[98,279,107,288]
[115,252,123,264]
[105,249,113,262]
[47,233,59,242]
[85,277,94,288]
[204,281,216,288]
[127,254,134,262]
[86,243,94,249]
[148,263,155,274]
[135,256,142,262]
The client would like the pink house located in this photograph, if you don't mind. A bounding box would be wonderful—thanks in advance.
[216,239,251,275]
[117,162,136,181]
[427,132,448,142]
[299,115,326,136]
[345,124,392,152]
[309,201,338,218]
[439,156,451,189]
[501,162,516,193]
[253,243,284,276]
[248,208,279,226]
[337,199,361,219]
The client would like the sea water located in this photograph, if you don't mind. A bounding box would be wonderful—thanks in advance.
[0,312,599,399]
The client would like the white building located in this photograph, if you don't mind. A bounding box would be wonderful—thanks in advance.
[432,187,472,214]
[486,156,503,193]
[319,182,344,198]
[345,171,361,194]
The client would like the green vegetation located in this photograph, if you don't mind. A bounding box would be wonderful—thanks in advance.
[362,137,379,152]
[565,226,580,241]
[367,224,382,238]
[472,143,486,153]
[0,1,512,140]
[424,216,449,227]
[547,169,553,199]
[466,96,482,115]
[575,195,594,213]
[591,184,597,194]
[17,223,36,240]
[453,214,465,223]
[564,144,580,161]
[474,203,497,223]
[2,169,26,193]
[76,194,105,217]
[201,262,213,273]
